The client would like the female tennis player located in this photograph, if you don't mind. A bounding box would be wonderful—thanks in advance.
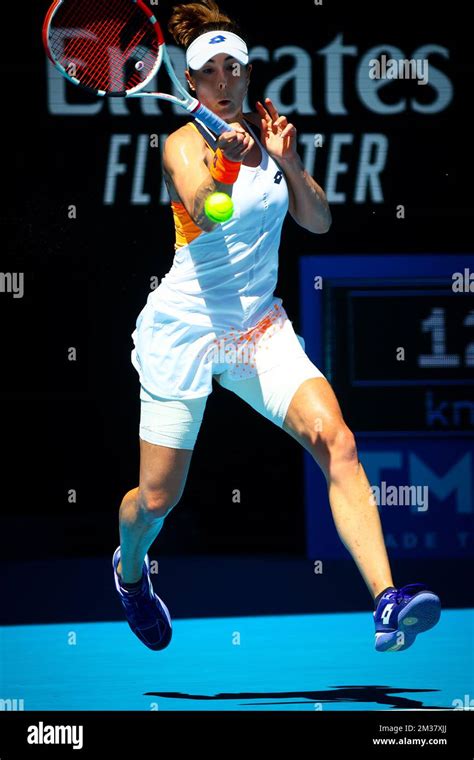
[113,0,441,653]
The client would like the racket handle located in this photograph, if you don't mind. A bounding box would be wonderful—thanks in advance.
[190,102,231,136]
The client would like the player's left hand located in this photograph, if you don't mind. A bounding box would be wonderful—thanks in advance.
[256,98,298,162]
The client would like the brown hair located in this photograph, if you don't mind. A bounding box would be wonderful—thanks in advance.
[168,0,246,60]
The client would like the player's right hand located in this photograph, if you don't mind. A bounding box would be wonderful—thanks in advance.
[217,122,255,163]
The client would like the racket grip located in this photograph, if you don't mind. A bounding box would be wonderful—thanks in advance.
[191,103,230,136]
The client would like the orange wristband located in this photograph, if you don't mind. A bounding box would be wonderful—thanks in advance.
[210,148,241,184]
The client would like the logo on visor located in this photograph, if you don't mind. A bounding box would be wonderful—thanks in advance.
[209,35,227,44]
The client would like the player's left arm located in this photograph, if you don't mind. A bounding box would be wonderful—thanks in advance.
[256,98,331,234]
[279,154,331,234]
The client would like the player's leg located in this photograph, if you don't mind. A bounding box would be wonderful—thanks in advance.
[117,387,208,581]
[283,377,440,651]
[113,386,208,649]
[117,439,194,583]
[217,350,391,597]
[215,321,440,650]
[281,374,394,599]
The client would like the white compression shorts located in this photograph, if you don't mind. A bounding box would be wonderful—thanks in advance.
[138,316,325,450]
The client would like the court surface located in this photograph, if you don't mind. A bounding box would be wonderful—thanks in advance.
[1,609,472,711]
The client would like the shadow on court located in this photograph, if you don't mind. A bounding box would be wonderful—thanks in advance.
[144,685,450,710]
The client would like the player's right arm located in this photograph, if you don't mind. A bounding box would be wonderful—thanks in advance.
[162,124,254,232]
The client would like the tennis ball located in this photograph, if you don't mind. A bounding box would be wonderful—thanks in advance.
[204,192,234,223]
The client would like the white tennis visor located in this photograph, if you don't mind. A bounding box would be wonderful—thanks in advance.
[186,31,249,71]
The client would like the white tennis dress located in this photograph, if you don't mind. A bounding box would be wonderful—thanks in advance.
[131,117,297,400]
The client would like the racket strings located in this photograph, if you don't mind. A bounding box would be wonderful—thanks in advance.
[54,16,152,92]
[49,0,117,74]
[48,0,159,93]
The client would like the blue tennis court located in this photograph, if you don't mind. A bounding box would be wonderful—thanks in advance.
[2,609,472,711]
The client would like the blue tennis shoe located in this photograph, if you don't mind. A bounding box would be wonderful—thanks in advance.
[374,583,441,652]
[113,546,172,651]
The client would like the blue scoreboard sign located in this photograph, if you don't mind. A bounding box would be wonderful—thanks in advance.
[299,254,474,558]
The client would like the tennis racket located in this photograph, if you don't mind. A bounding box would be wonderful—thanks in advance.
[42,0,232,135]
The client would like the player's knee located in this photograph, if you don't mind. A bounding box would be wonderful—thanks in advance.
[308,422,358,478]
[325,425,358,476]
[138,488,178,520]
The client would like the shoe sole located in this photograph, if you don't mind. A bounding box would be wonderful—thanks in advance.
[375,592,441,652]
[398,592,441,635]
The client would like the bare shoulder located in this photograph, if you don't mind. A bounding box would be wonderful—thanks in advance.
[163,123,206,168]
[163,114,260,178]
[167,121,202,142]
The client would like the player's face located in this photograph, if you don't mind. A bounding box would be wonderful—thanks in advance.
[187,54,251,119]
